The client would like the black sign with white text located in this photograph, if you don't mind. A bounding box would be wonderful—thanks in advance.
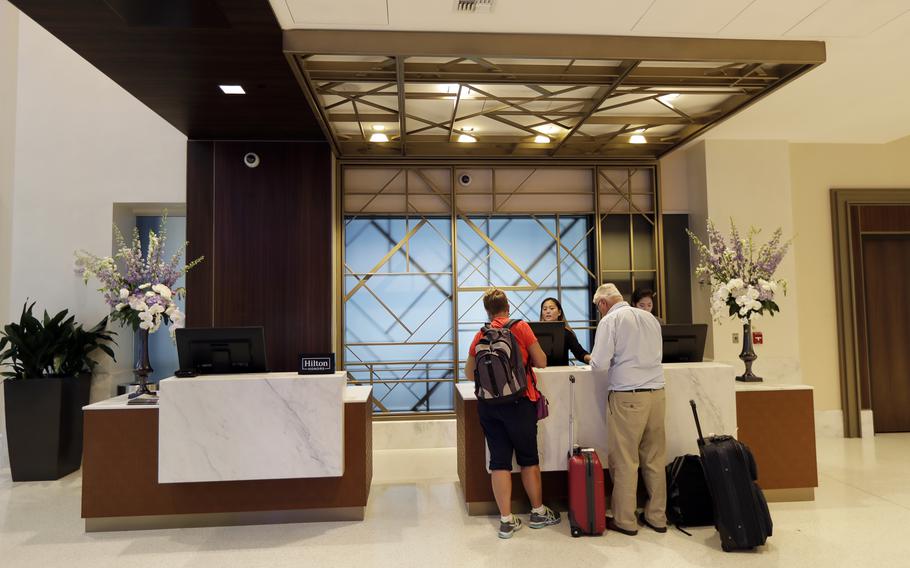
[298,353,335,375]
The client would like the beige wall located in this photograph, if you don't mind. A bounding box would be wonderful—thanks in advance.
[662,135,910,413]
[664,141,803,384]
[0,0,18,329]
[0,3,189,463]
[5,11,186,402]
[790,134,910,411]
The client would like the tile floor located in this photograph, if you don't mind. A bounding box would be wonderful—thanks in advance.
[2,435,910,568]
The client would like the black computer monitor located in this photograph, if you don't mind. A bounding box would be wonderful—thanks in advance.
[528,321,567,366]
[176,327,268,375]
[661,324,708,363]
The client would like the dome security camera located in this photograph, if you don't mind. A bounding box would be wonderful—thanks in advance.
[458,173,472,187]
[243,152,260,168]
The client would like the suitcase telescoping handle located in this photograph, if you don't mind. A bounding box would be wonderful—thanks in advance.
[568,374,576,458]
[689,399,705,445]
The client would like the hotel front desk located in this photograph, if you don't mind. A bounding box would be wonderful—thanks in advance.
[81,372,372,532]
[456,364,818,514]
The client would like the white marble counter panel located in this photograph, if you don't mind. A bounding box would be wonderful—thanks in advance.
[459,363,737,472]
[158,371,347,483]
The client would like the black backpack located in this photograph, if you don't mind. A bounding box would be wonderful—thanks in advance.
[473,319,528,404]
[665,454,715,533]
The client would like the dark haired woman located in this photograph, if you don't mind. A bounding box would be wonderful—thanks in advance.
[539,297,591,365]
[631,288,665,323]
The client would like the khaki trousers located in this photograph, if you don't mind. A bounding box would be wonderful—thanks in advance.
[607,389,667,532]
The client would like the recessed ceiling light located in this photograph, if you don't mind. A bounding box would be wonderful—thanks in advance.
[369,132,390,143]
[533,135,551,144]
[658,93,679,104]
[535,124,558,134]
[372,125,385,131]
[457,133,477,143]
[219,85,245,95]
[629,134,648,144]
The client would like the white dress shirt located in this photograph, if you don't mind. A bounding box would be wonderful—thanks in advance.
[590,301,664,391]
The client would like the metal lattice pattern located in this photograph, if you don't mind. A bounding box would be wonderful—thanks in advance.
[342,165,658,415]
[285,31,824,159]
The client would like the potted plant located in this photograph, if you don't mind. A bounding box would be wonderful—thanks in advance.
[0,302,116,481]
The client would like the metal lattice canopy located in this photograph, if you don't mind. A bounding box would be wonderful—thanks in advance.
[284,30,825,160]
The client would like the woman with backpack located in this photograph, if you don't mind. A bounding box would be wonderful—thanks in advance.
[464,288,561,539]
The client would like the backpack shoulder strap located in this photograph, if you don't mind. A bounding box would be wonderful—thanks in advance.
[503,318,521,329]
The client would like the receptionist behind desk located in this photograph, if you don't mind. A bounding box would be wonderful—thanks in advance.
[538,297,591,366]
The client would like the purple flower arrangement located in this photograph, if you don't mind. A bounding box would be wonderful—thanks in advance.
[74,217,203,338]
[686,220,791,322]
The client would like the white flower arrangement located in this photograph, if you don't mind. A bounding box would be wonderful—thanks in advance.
[75,216,202,338]
[688,220,791,323]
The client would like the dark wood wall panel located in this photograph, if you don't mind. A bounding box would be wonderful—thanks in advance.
[861,235,910,433]
[859,205,910,232]
[662,214,693,324]
[186,141,332,371]
[851,203,910,410]
[186,141,215,328]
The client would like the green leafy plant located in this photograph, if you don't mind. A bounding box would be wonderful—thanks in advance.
[0,302,117,380]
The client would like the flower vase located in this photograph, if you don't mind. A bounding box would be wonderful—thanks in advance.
[736,321,763,382]
[128,327,157,404]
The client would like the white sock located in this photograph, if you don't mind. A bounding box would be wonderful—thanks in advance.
[531,505,547,515]
[501,514,513,523]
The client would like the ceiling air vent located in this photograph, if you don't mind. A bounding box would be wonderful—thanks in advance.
[455,0,494,13]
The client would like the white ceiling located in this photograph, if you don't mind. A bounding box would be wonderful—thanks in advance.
[270,0,910,144]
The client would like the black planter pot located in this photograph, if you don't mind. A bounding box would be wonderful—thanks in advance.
[3,374,92,481]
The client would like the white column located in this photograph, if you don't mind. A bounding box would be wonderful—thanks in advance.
[692,140,803,384]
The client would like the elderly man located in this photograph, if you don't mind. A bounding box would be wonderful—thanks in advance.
[590,283,667,536]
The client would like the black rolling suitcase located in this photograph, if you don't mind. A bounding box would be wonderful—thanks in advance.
[690,400,772,551]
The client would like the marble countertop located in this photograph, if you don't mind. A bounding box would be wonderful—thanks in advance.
[85,381,368,410]
[735,382,814,392]
[160,371,347,384]
[82,394,143,410]
[345,385,373,403]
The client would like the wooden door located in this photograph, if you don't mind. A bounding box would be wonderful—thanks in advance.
[862,235,910,432]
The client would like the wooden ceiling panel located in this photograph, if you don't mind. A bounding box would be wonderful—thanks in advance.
[10,0,324,140]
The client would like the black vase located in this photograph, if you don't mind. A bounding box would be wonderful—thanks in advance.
[128,327,156,403]
[3,374,92,481]
[736,322,763,382]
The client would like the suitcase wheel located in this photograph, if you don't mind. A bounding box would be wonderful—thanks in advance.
[571,527,582,538]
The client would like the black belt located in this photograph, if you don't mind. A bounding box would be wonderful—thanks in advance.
[614,387,664,393]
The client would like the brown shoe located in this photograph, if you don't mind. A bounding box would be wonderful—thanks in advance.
[606,517,638,536]
[637,511,668,533]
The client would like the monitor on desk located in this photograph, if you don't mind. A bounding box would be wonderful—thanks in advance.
[176,327,268,375]
[661,324,708,363]
[528,321,567,367]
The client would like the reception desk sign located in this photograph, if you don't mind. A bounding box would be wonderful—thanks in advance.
[299,353,336,375]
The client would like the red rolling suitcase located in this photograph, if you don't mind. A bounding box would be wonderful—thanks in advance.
[567,374,606,537]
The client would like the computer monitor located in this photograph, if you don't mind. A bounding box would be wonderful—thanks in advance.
[661,324,708,363]
[528,321,567,366]
[176,327,268,375]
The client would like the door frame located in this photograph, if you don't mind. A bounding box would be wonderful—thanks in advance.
[831,188,910,437]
